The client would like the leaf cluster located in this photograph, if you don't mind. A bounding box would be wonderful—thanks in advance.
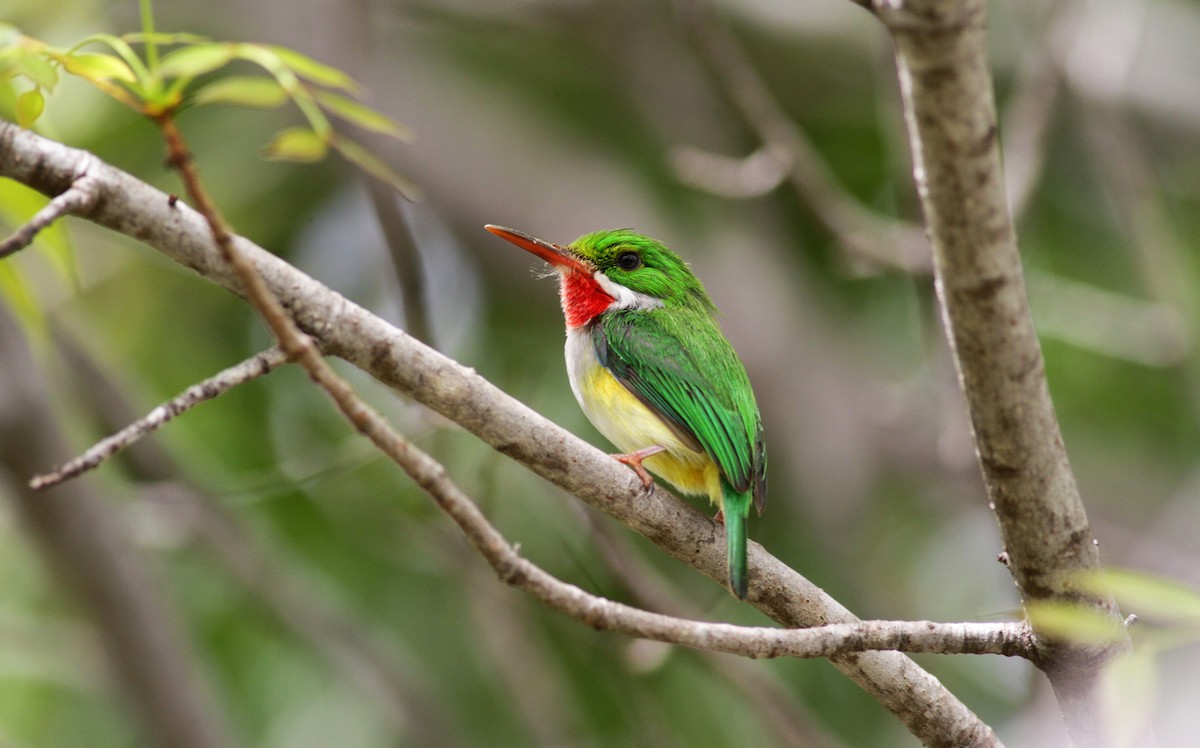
[0,10,415,197]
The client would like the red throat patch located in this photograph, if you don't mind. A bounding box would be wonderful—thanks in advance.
[559,271,614,328]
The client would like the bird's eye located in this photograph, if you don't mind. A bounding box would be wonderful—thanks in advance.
[615,251,641,270]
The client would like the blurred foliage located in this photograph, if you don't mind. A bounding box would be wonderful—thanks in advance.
[1,0,1199,746]
[0,5,415,194]
[1028,568,1200,746]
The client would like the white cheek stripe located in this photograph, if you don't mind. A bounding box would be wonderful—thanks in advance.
[594,271,664,312]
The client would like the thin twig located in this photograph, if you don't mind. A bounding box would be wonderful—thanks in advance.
[31,347,288,490]
[49,318,454,745]
[0,160,100,258]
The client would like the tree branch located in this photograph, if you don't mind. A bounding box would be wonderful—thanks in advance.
[31,346,288,489]
[0,157,100,258]
[0,119,1001,747]
[881,0,1125,743]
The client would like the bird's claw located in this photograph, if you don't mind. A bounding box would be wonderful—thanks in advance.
[612,445,666,492]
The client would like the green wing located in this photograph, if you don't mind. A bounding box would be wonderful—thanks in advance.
[595,309,766,512]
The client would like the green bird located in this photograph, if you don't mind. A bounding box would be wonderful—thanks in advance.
[486,225,766,599]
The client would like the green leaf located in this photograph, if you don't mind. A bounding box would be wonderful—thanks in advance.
[156,43,235,80]
[266,45,359,92]
[16,87,43,127]
[193,76,288,108]
[313,90,412,140]
[61,52,137,84]
[1026,601,1124,646]
[1079,569,1200,624]
[226,45,333,136]
[330,135,421,200]
[17,54,58,90]
[73,33,151,82]
[264,127,328,162]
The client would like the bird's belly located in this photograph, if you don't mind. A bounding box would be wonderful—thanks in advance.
[565,330,720,503]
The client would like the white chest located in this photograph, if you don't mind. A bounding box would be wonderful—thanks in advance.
[563,327,698,459]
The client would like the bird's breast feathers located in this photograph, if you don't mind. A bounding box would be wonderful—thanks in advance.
[565,327,721,502]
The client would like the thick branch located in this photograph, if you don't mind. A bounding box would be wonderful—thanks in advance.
[882,0,1124,743]
[0,119,1001,748]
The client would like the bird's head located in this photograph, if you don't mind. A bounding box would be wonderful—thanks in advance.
[486,225,714,328]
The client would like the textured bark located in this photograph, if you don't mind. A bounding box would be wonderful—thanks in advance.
[883,1,1125,744]
[0,120,999,747]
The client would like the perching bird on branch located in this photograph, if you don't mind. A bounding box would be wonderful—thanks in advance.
[487,225,766,598]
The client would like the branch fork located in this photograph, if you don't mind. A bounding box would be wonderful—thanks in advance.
[0,154,101,259]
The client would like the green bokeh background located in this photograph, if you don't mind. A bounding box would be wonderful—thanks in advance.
[2,0,1198,745]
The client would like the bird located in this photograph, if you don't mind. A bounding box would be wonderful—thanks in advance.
[485,225,766,599]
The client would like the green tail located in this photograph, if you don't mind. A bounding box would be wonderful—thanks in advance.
[722,486,751,599]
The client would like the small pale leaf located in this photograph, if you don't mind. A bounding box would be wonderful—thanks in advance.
[1026,601,1124,646]
[193,76,288,108]
[330,136,421,200]
[16,87,44,127]
[266,45,358,92]
[1080,569,1200,624]
[75,34,143,74]
[313,90,412,139]
[264,127,328,162]
[156,44,235,80]
[61,53,137,83]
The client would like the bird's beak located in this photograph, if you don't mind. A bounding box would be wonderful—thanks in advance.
[485,225,591,275]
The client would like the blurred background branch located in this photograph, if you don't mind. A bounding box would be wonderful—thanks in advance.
[672,0,931,273]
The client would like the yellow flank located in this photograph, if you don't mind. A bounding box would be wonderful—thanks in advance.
[576,362,723,507]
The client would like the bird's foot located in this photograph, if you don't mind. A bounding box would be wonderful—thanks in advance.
[713,508,725,525]
[612,445,666,491]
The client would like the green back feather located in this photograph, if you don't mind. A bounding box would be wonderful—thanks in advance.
[595,306,766,511]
